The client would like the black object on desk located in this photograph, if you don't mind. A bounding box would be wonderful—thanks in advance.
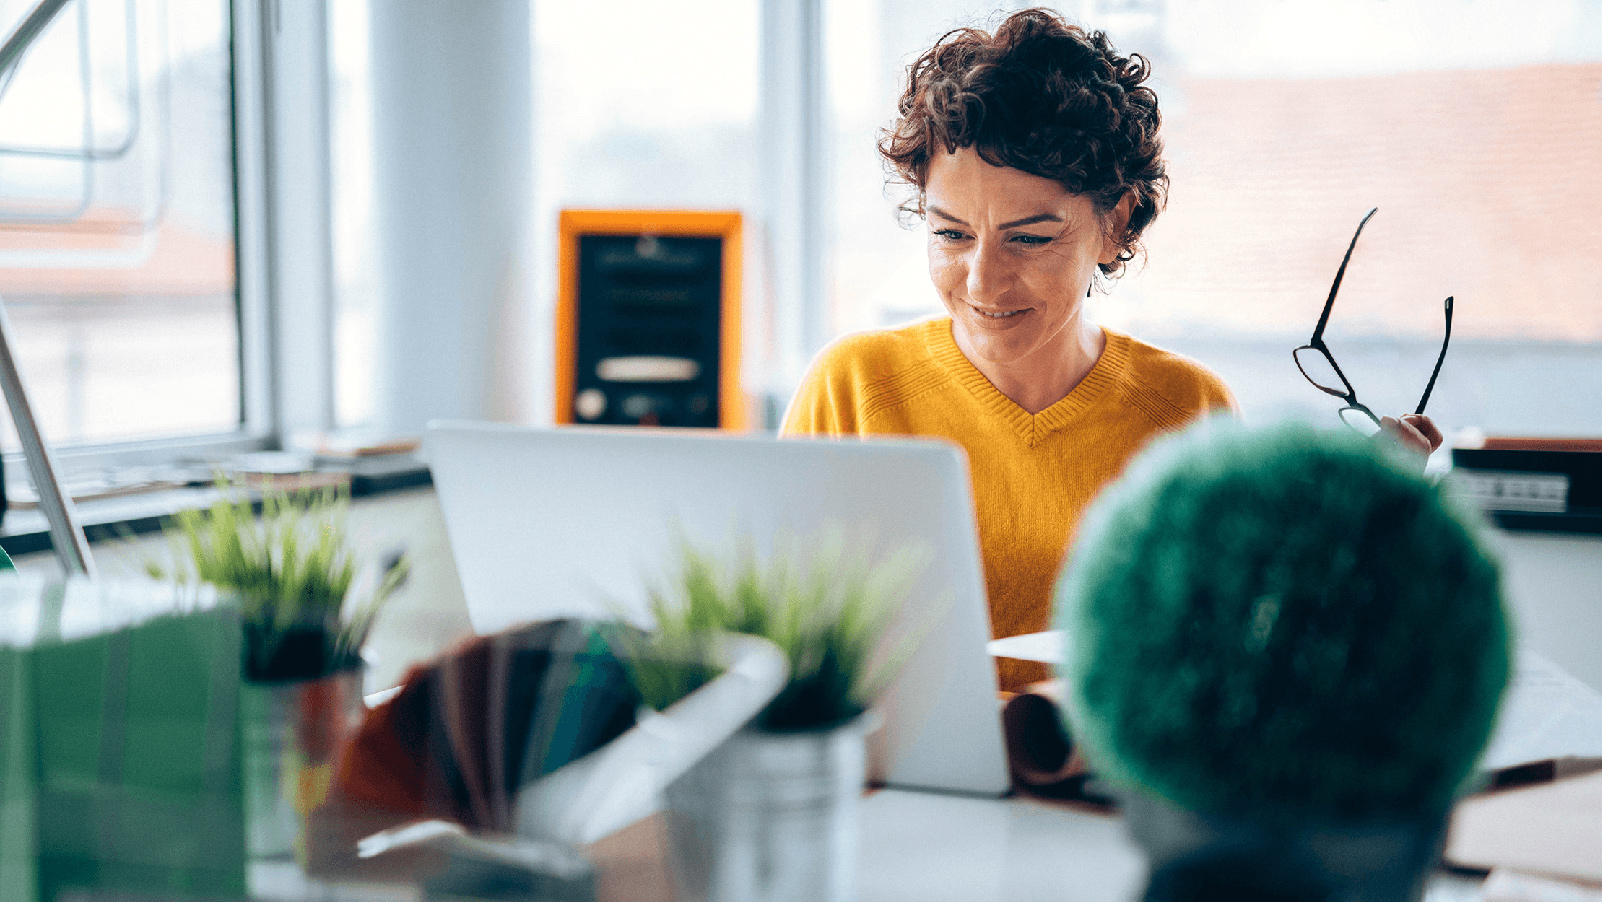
[1451,447,1602,535]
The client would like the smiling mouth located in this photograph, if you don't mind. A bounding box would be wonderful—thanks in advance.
[976,307,1029,319]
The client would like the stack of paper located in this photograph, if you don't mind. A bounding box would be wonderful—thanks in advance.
[1479,651,1602,775]
[1448,770,1602,885]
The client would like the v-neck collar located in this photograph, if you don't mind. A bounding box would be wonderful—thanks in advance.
[924,318,1131,445]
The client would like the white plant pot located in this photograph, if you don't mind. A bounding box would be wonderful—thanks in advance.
[662,714,875,902]
[240,665,366,863]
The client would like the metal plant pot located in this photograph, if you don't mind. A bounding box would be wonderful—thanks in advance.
[241,665,366,863]
[1121,790,1450,902]
[662,715,874,902]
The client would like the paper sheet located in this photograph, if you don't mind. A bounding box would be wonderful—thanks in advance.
[1448,769,1602,883]
[987,630,1064,664]
[1481,870,1602,902]
[1481,651,1602,773]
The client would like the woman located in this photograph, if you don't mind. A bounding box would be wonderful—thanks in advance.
[781,8,1440,692]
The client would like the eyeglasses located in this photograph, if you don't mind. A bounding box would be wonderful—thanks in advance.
[1294,207,1453,435]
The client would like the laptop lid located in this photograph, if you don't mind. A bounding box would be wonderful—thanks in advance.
[423,421,1009,797]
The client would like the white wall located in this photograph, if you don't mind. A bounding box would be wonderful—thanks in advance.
[1492,530,1602,692]
[367,0,534,435]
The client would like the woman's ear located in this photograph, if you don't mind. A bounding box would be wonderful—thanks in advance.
[1099,193,1136,266]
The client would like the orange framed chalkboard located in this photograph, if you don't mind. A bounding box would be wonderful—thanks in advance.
[555,210,745,430]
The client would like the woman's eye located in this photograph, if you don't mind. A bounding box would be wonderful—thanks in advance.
[933,229,967,241]
[1010,234,1051,245]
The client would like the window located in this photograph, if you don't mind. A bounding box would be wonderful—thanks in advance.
[824,0,1003,339]
[330,0,374,429]
[323,0,1600,441]
[823,0,1602,438]
[327,0,762,431]
[0,0,245,451]
[1088,0,1602,438]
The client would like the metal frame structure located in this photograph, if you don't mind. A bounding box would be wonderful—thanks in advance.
[0,0,94,575]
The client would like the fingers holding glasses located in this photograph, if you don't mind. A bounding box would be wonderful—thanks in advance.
[1375,414,1443,465]
[1401,413,1443,452]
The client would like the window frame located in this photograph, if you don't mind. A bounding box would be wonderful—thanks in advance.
[0,0,335,486]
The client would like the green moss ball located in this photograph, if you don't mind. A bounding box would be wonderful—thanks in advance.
[1056,420,1511,820]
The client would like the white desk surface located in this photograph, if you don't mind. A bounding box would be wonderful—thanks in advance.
[860,790,1142,901]
[859,790,1484,902]
[252,789,1489,901]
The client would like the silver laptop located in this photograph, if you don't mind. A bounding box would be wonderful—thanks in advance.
[424,421,1009,797]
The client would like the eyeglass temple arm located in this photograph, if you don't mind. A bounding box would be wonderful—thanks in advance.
[1414,296,1453,416]
[1312,207,1379,342]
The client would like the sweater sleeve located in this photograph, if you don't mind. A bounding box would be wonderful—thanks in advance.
[779,339,863,437]
[1208,377,1242,419]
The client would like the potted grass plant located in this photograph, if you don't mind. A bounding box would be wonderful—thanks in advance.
[626,534,918,902]
[147,481,409,863]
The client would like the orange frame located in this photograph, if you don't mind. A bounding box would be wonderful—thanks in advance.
[555,209,745,430]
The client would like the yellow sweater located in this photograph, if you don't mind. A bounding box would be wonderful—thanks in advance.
[781,317,1236,691]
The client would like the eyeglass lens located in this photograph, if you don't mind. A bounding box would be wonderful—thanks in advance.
[1339,405,1382,436]
[1293,347,1349,398]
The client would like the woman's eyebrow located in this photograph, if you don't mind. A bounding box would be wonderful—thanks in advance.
[927,206,1064,230]
[998,213,1063,229]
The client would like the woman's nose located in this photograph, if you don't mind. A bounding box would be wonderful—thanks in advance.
[967,240,1010,303]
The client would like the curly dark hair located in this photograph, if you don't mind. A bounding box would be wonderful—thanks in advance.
[879,8,1167,277]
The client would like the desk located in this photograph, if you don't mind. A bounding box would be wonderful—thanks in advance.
[579,790,1148,901]
[859,791,1144,901]
[351,791,1482,901]
[253,791,1489,901]
[856,791,1485,902]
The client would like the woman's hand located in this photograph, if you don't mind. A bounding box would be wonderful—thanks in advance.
[1377,413,1444,460]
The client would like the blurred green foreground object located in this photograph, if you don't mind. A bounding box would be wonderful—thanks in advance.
[1057,420,1512,822]
[0,578,245,902]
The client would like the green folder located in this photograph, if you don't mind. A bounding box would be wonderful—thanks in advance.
[0,577,246,902]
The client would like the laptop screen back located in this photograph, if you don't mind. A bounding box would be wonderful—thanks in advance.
[424,422,1009,796]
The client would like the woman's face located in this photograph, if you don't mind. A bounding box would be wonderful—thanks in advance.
[925,148,1124,373]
